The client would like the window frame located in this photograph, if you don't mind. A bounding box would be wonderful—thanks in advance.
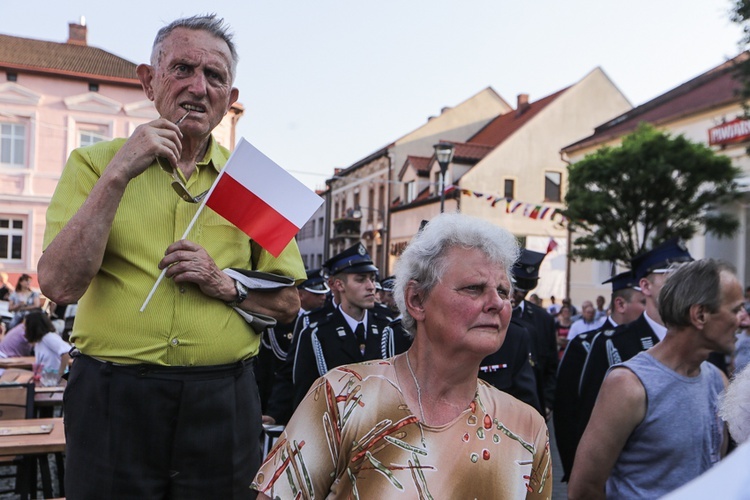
[0,215,25,262]
[0,122,27,168]
[544,171,562,202]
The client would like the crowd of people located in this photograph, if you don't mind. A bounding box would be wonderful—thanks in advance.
[0,12,742,500]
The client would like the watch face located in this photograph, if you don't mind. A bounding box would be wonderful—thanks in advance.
[236,281,249,294]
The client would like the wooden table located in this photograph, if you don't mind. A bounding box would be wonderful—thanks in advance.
[0,356,35,370]
[0,417,65,456]
[0,417,65,499]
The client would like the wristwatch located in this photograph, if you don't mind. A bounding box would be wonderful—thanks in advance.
[225,279,248,308]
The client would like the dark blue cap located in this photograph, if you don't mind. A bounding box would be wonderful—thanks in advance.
[324,243,378,276]
[631,238,693,281]
[380,276,396,292]
[603,271,639,292]
[298,268,330,294]
[512,249,546,291]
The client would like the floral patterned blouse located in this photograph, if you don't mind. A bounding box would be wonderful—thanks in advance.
[252,356,552,499]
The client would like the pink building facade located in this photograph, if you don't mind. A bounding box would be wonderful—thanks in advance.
[0,22,241,288]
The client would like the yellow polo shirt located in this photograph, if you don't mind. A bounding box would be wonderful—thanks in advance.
[43,137,306,366]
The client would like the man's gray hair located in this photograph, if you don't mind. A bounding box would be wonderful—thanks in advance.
[719,365,750,443]
[393,213,519,336]
[151,14,238,81]
[658,259,735,328]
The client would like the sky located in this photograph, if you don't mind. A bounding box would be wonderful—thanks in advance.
[1,1,746,190]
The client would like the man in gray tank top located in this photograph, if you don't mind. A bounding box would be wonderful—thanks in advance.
[569,259,743,499]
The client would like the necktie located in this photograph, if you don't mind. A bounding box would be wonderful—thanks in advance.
[512,307,521,319]
[355,323,366,356]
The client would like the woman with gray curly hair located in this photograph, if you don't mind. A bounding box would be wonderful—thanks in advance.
[253,213,552,499]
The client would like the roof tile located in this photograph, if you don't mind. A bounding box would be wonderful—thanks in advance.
[468,89,568,147]
[0,33,138,81]
[564,53,748,151]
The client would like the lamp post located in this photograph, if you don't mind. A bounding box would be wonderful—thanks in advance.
[434,142,455,213]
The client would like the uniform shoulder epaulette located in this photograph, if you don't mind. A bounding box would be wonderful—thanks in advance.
[371,304,396,323]
[299,307,334,331]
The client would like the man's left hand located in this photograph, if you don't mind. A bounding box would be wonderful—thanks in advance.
[159,239,235,302]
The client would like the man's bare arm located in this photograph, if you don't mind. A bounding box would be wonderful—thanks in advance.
[38,119,183,304]
[568,367,646,500]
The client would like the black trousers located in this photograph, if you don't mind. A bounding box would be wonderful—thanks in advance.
[64,354,261,500]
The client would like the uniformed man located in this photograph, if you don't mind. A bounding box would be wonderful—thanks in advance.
[255,269,329,412]
[511,249,558,418]
[553,270,645,481]
[264,244,410,424]
[479,318,542,414]
[379,276,399,318]
[577,238,693,437]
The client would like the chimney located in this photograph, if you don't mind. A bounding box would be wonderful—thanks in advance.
[67,16,87,46]
[516,93,530,117]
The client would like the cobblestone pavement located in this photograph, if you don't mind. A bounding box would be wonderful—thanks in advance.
[0,455,62,499]
[549,413,569,500]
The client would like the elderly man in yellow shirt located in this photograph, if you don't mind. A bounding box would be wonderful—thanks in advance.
[38,14,305,499]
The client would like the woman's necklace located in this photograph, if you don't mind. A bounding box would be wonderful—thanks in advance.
[405,352,426,423]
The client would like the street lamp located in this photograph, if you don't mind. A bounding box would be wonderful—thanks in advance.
[434,142,455,213]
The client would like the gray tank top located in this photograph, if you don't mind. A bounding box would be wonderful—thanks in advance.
[606,352,724,499]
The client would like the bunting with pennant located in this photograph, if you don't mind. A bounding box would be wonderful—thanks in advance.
[444,185,567,225]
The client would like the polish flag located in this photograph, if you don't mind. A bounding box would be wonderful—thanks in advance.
[205,138,323,257]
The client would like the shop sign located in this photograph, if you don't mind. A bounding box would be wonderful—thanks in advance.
[708,118,750,146]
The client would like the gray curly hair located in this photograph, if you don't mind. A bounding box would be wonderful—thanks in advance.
[393,213,519,336]
[719,364,750,443]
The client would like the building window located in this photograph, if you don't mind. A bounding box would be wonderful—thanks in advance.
[545,171,562,202]
[405,181,416,203]
[79,124,109,148]
[0,216,24,261]
[317,217,324,237]
[317,254,323,268]
[504,179,515,199]
[6,73,17,82]
[0,123,25,167]
[89,83,99,92]
[434,169,452,195]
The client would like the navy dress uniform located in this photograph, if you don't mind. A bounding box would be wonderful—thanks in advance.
[254,269,329,413]
[265,299,335,425]
[266,244,411,422]
[479,318,541,414]
[511,249,558,415]
[553,271,639,481]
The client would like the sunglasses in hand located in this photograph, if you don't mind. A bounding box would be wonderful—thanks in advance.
[156,111,209,203]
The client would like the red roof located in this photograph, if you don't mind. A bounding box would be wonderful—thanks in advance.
[451,141,494,162]
[468,88,568,147]
[0,33,139,83]
[563,53,748,152]
[406,155,431,174]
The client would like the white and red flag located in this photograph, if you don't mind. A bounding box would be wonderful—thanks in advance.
[206,138,323,257]
[141,138,322,311]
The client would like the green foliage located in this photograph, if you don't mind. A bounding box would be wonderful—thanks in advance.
[562,124,742,266]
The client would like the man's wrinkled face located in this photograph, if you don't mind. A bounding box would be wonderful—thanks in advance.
[139,28,239,140]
